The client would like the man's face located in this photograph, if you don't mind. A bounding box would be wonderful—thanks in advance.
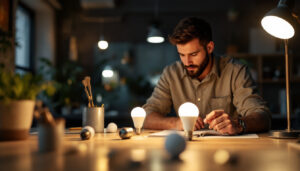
[176,38,211,78]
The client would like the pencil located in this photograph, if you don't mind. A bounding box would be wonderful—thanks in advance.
[69,127,82,130]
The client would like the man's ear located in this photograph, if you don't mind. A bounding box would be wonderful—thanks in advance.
[206,41,214,54]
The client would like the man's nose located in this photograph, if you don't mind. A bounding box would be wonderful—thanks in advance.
[185,56,193,65]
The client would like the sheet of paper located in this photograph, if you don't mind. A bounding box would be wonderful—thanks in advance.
[148,130,259,138]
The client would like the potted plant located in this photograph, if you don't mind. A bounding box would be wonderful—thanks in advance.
[0,69,54,140]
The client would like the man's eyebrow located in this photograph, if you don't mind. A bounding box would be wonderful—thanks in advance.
[187,50,201,55]
[177,52,184,56]
[178,50,201,56]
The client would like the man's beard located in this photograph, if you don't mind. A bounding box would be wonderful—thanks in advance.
[184,52,210,78]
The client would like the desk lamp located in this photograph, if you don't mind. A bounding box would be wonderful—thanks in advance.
[261,0,300,138]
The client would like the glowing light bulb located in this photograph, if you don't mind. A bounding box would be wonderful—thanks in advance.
[102,69,113,78]
[147,36,165,43]
[98,40,108,50]
[261,16,294,39]
[131,107,146,135]
[178,102,199,141]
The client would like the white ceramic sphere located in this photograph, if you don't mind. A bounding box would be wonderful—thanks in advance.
[178,102,199,117]
[106,122,118,133]
[164,132,186,158]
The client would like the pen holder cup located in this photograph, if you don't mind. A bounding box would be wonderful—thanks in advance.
[38,118,65,153]
[82,107,104,133]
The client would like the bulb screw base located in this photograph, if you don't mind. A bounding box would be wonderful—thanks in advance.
[185,131,193,141]
[135,128,142,135]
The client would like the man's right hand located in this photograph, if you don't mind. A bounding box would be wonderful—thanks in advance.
[175,118,184,130]
[195,116,205,130]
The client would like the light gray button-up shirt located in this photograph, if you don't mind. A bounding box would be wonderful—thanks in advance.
[143,56,270,119]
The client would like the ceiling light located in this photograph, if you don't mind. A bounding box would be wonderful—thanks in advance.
[147,25,164,43]
[98,36,108,50]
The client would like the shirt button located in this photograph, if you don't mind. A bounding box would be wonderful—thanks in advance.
[197,98,201,101]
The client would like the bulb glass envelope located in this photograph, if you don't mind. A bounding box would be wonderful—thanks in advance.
[102,66,114,78]
[147,26,165,43]
[261,1,295,39]
[131,107,146,128]
[98,36,109,49]
[178,102,199,132]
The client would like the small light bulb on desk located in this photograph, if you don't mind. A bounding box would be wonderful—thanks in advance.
[178,102,199,141]
[106,122,118,133]
[131,107,146,135]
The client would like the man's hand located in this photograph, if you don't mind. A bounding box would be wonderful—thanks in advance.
[194,116,205,130]
[175,118,183,130]
[203,110,243,135]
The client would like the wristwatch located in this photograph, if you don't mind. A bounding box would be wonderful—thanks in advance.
[238,117,246,134]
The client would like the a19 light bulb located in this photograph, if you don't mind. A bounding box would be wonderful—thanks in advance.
[131,107,146,135]
[178,102,199,141]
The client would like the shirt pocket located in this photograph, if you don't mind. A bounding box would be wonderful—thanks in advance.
[209,95,232,113]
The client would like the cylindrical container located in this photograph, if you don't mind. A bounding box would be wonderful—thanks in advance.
[38,118,65,153]
[82,107,104,133]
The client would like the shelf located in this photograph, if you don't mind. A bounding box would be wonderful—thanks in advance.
[258,78,300,84]
[272,114,297,119]
[231,53,285,58]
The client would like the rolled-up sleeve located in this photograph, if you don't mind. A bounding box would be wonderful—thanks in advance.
[232,65,271,118]
[143,68,172,116]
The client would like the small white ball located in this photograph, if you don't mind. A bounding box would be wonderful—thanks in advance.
[106,122,118,133]
[164,132,186,158]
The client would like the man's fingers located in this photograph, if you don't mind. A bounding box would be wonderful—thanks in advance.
[197,117,205,128]
[213,119,230,132]
[204,109,224,124]
[195,122,201,130]
[208,113,229,129]
[209,117,224,129]
[194,117,204,130]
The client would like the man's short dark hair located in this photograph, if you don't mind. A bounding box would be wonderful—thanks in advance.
[169,17,212,46]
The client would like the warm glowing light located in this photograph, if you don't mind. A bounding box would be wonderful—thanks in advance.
[261,16,295,39]
[131,107,146,117]
[130,149,146,162]
[98,40,109,50]
[147,36,165,43]
[102,69,113,78]
[178,102,199,140]
[131,107,146,134]
[178,102,199,117]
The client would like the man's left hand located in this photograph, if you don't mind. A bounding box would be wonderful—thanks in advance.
[203,110,243,135]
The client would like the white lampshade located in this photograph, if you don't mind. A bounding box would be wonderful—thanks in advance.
[261,0,295,39]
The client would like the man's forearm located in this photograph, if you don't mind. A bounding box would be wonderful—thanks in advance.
[243,112,271,133]
[143,112,181,130]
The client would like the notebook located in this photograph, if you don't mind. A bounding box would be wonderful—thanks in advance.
[148,130,258,138]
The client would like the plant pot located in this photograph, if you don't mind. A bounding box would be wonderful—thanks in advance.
[0,100,35,141]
